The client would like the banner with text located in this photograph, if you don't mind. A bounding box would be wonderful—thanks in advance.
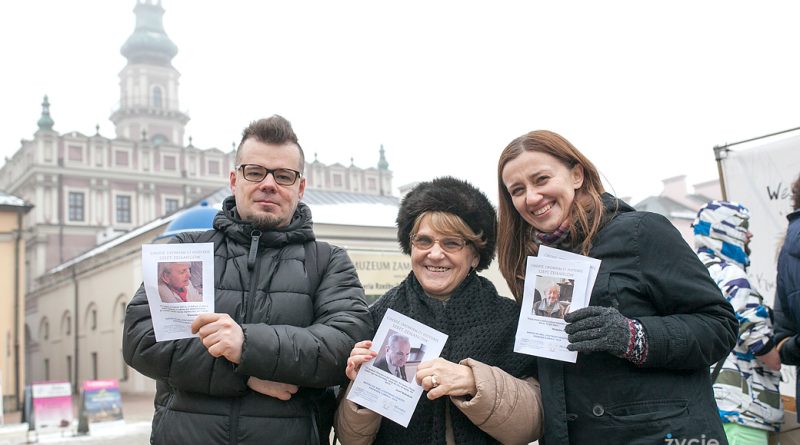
[721,133,800,409]
[721,133,800,301]
[348,251,411,297]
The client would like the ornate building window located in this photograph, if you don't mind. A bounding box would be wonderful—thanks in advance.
[116,195,132,223]
[40,318,49,341]
[91,352,98,380]
[207,160,220,175]
[64,313,72,336]
[163,155,176,171]
[68,145,83,162]
[68,192,84,222]
[115,150,130,167]
[165,198,179,214]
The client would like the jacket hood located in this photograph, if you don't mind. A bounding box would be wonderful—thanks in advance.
[602,192,635,215]
[692,200,750,268]
[214,195,315,247]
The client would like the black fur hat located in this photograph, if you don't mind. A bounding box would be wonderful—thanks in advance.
[396,176,496,271]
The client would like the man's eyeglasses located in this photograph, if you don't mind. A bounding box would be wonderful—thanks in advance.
[237,164,301,186]
[410,235,467,253]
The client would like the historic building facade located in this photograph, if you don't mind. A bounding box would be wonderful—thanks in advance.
[0,193,32,412]
[633,175,722,243]
[2,1,398,399]
[0,0,393,291]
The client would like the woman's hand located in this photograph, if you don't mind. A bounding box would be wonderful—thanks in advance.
[416,358,477,400]
[346,340,378,381]
[247,377,298,401]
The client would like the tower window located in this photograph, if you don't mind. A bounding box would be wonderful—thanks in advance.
[153,86,163,108]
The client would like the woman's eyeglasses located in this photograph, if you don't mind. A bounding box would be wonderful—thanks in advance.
[237,164,301,186]
[410,235,467,253]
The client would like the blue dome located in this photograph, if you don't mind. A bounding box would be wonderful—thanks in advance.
[156,202,219,240]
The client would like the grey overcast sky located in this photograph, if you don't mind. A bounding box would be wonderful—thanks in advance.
[2,1,800,204]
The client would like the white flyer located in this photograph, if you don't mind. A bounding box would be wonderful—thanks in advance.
[514,256,591,363]
[141,243,215,341]
[538,246,602,302]
[347,309,447,427]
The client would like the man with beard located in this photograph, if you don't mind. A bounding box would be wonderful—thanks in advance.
[124,115,373,445]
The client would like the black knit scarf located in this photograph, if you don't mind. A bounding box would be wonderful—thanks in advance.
[369,272,536,445]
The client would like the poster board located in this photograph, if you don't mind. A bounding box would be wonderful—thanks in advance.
[31,381,73,432]
[83,380,123,420]
[77,379,124,434]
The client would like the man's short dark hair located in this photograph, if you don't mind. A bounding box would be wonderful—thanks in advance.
[236,115,305,172]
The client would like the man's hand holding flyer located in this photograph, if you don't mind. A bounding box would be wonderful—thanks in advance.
[141,243,215,341]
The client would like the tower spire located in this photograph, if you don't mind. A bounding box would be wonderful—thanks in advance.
[378,144,389,170]
[120,0,178,66]
[111,1,189,144]
[37,95,54,131]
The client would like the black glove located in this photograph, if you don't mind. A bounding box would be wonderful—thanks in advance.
[564,306,638,359]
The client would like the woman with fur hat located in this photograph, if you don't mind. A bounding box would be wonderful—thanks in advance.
[497,130,737,444]
[334,176,542,445]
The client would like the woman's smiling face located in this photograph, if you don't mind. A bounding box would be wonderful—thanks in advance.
[410,215,478,300]
[501,150,584,233]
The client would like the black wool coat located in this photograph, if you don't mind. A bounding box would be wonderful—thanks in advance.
[538,195,737,445]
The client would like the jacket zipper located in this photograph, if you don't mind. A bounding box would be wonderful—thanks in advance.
[242,230,262,324]
[231,230,261,445]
